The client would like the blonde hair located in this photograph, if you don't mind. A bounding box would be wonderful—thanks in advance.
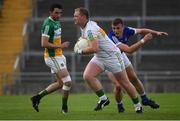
[75,7,89,19]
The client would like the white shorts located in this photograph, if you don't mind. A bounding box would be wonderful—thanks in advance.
[121,52,131,68]
[90,52,125,73]
[44,55,67,73]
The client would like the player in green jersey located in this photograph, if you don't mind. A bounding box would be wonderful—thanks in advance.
[30,3,72,114]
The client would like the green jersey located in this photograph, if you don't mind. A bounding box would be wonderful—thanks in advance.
[41,17,62,57]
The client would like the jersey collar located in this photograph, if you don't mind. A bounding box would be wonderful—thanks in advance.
[49,16,56,22]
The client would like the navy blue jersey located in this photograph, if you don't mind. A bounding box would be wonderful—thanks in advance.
[108,27,136,46]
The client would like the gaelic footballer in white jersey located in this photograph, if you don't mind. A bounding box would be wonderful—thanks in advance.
[80,20,125,73]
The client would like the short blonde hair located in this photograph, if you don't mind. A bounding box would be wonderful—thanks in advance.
[75,7,89,19]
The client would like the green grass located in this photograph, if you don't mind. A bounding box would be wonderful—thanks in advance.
[0,93,180,120]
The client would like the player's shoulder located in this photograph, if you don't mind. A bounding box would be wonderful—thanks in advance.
[86,20,99,30]
[107,30,115,37]
[123,26,136,34]
[125,26,136,31]
[124,26,131,30]
[43,17,55,26]
[88,20,97,26]
[43,17,50,23]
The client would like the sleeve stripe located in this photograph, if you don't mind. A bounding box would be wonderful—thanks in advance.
[42,34,50,38]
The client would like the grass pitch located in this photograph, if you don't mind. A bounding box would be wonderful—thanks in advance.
[0,93,180,120]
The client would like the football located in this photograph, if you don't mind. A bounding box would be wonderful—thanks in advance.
[74,37,89,52]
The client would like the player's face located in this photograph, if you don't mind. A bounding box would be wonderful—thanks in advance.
[73,10,86,27]
[112,23,123,37]
[50,8,63,21]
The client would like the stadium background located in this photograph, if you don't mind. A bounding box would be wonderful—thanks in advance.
[0,0,180,95]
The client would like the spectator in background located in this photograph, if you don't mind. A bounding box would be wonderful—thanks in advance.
[107,18,168,112]
[30,3,72,114]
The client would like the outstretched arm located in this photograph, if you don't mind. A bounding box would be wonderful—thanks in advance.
[117,33,153,54]
[136,28,168,36]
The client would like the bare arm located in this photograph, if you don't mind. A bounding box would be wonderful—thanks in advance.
[117,33,153,54]
[82,38,99,55]
[136,28,168,36]
[41,36,70,49]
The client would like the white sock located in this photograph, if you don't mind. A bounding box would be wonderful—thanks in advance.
[140,92,146,96]
[100,95,107,101]
[134,102,142,108]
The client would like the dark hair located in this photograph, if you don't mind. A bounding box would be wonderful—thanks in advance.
[112,18,124,26]
[50,3,63,12]
[75,7,89,19]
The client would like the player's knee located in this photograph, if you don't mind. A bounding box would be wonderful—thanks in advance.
[83,73,92,82]
[61,75,72,91]
[115,85,121,92]
[61,75,71,83]
[62,81,72,91]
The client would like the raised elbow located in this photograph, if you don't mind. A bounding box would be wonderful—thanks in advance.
[128,51,134,54]
[124,49,134,54]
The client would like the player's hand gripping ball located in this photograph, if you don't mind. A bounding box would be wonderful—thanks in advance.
[74,37,89,54]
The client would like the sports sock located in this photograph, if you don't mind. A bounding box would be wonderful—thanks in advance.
[132,97,139,104]
[38,90,49,99]
[117,101,124,111]
[141,93,149,102]
[62,97,68,109]
[117,101,123,108]
[96,89,107,100]
[117,101,123,105]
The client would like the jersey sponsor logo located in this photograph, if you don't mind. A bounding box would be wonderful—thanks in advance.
[54,28,61,38]
[87,30,94,41]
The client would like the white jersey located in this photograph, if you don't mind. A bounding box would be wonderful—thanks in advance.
[80,20,120,58]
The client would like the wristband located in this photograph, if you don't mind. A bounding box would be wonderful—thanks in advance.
[140,39,145,44]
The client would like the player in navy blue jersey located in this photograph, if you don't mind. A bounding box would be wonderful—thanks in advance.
[107,18,168,112]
